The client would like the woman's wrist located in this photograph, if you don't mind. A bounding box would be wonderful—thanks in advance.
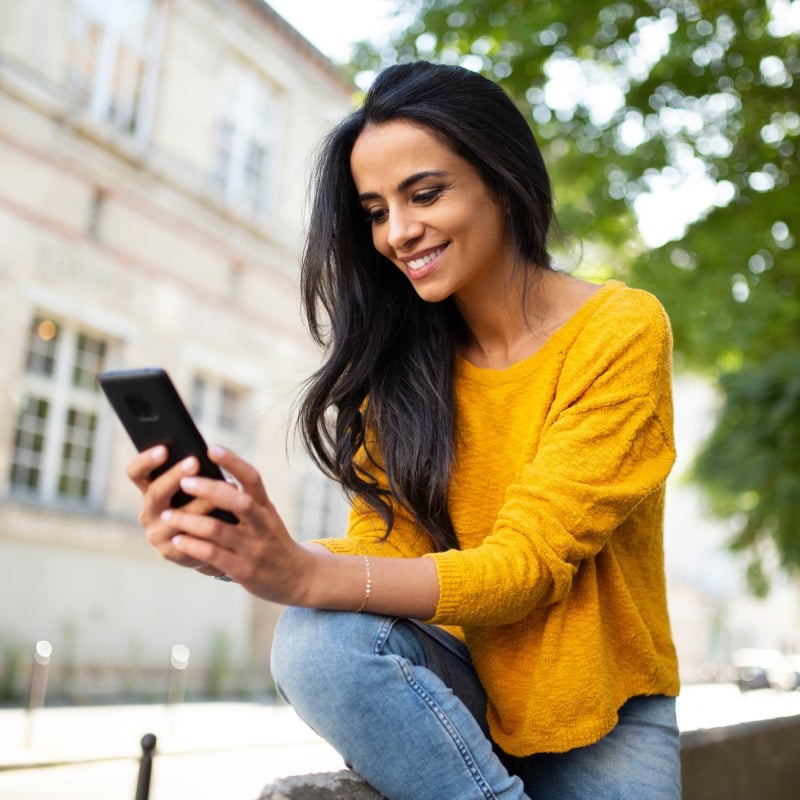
[298,544,439,619]
[354,555,372,612]
[298,543,367,611]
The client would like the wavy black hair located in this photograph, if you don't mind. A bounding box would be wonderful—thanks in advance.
[298,61,554,551]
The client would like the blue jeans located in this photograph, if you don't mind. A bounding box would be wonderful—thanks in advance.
[270,607,681,800]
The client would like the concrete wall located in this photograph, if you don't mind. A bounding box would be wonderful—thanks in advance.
[681,714,800,800]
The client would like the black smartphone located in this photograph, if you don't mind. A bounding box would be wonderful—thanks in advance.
[98,367,237,524]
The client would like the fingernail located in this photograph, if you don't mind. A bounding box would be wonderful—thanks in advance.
[180,457,196,472]
[172,534,183,548]
[209,445,226,458]
[180,477,197,491]
[161,509,173,521]
[151,445,166,460]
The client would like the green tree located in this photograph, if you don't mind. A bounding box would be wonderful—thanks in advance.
[351,0,800,590]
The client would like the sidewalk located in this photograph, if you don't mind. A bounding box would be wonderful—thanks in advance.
[0,701,342,771]
[2,684,800,772]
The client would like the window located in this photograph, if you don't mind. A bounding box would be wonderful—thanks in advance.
[189,374,247,446]
[66,0,161,139]
[212,68,281,216]
[9,316,110,507]
[10,397,49,493]
[296,469,350,541]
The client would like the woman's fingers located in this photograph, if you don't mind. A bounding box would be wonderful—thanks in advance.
[125,445,168,489]
[208,446,269,504]
[166,522,240,580]
[126,445,241,575]
[194,564,228,578]
[127,444,301,596]
[164,469,282,575]
[161,505,243,551]
[178,475,247,516]
[143,511,208,567]
[137,457,202,526]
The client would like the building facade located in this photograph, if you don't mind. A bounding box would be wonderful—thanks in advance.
[0,0,352,701]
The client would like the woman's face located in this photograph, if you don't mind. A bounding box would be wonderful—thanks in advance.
[350,120,515,307]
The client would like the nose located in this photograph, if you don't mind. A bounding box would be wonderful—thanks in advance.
[386,207,424,253]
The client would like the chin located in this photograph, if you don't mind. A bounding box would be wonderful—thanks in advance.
[411,285,454,305]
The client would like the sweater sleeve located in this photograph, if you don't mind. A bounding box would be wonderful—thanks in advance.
[427,292,676,627]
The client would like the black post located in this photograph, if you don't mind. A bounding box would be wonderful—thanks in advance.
[135,733,157,800]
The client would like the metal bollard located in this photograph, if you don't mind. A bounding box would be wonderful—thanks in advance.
[166,644,190,706]
[134,733,157,800]
[24,640,52,747]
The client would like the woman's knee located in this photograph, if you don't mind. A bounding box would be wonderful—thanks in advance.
[271,606,325,698]
[270,606,378,702]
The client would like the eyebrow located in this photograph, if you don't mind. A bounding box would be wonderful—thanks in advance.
[357,170,450,203]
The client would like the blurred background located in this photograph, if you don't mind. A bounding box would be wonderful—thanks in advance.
[0,0,798,745]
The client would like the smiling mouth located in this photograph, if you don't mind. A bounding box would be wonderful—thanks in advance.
[406,245,447,272]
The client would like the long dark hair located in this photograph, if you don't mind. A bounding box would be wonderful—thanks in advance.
[298,61,554,551]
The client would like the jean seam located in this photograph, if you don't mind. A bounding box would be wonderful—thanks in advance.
[394,656,499,800]
[373,615,398,654]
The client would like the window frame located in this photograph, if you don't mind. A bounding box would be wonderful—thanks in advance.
[188,371,249,452]
[8,315,115,511]
[295,467,350,541]
[65,0,164,143]
[211,66,283,217]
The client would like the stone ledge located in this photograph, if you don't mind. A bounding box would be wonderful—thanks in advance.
[259,770,384,799]
[260,714,800,800]
[680,713,800,800]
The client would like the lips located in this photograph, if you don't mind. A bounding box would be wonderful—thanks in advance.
[406,245,447,272]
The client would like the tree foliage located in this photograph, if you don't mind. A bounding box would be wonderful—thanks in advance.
[350,0,800,588]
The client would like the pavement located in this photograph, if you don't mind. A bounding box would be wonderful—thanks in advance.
[0,701,347,800]
[4,683,800,769]
[0,700,342,770]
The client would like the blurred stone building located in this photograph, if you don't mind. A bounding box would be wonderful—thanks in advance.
[0,0,351,701]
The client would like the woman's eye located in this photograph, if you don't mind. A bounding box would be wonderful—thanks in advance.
[366,208,388,224]
[413,187,442,204]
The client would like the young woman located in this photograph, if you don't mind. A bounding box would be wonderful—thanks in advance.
[128,62,681,799]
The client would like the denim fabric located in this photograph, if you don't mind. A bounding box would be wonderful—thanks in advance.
[498,694,682,799]
[270,607,680,800]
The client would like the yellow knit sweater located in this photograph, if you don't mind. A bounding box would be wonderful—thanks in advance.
[317,280,680,756]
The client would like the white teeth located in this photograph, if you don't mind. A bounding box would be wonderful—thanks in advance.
[407,247,444,271]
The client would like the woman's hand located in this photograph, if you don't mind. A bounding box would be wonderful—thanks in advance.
[128,445,440,617]
[152,446,315,605]
[126,444,224,574]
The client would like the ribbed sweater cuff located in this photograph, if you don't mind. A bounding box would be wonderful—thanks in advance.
[423,550,468,624]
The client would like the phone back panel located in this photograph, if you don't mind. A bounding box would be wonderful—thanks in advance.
[99,367,236,521]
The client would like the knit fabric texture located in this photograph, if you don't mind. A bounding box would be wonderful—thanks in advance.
[317,280,680,755]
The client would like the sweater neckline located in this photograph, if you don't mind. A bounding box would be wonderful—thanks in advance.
[455,279,624,385]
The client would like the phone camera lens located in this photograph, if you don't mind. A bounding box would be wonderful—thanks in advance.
[125,393,159,422]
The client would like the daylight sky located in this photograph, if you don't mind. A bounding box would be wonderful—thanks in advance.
[264,0,401,63]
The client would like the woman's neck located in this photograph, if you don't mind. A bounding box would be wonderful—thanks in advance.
[457,269,599,370]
